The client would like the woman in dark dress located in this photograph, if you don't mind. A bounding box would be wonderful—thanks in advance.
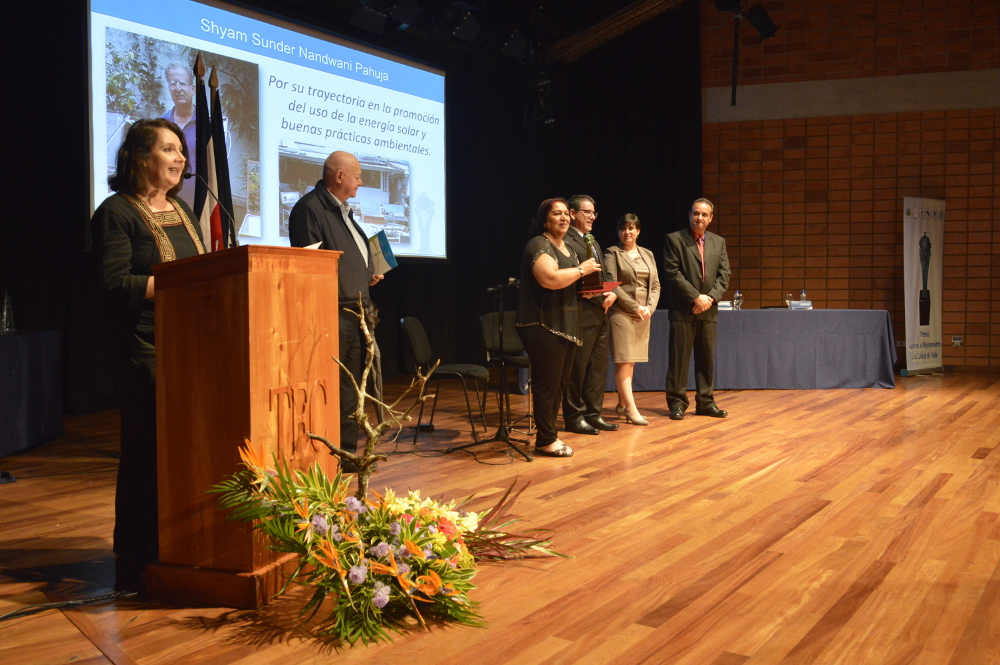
[91,118,205,589]
[515,198,602,457]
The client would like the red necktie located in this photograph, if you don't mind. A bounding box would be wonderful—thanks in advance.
[697,235,705,281]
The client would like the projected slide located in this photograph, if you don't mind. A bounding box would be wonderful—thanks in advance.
[90,0,447,258]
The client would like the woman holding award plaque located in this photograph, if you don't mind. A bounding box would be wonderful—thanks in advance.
[604,214,660,426]
[516,198,602,457]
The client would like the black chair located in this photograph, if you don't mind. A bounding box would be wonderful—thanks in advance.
[480,311,533,434]
[400,316,489,444]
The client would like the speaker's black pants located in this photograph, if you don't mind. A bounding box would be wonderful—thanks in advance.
[518,325,577,446]
[108,335,158,565]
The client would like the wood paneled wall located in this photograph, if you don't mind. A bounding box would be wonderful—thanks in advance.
[699,0,1000,368]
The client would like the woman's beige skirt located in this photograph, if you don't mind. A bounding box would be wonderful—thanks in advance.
[609,310,651,363]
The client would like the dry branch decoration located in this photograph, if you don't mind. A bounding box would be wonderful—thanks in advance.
[306,295,439,499]
[211,295,567,645]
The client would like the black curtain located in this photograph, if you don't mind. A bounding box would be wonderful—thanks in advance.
[3,0,701,415]
[531,0,703,266]
[379,2,703,375]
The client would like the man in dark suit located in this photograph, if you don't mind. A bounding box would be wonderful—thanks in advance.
[288,151,384,471]
[562,195,619,435]
[663,198,730,420]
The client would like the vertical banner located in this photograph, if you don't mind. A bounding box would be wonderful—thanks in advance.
[902,197,944,375]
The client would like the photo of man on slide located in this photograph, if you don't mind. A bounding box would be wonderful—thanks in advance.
[160,63,197,182]
[104,28,260,212]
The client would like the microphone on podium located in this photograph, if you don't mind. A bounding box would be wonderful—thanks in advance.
[183,172,239,247]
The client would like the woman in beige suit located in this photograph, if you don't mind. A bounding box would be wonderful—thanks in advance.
[604,214,661,425]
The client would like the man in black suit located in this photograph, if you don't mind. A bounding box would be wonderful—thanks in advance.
[663,198,730,420]
[562,195,619,435]
[288,151,384,470]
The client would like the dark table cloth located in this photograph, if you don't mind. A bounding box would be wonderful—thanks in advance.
[0,332,63,458]
[606,309,896,392]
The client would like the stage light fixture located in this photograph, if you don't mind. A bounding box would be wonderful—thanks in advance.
[715,0,742,11]
[449,8,480,42]
[500,28,529,60]
[389,0,422,26]
[431,3,481,42]
[350,6,387,35]
[744,4,778,40]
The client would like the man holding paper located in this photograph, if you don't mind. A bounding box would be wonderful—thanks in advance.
[289,151,384,472]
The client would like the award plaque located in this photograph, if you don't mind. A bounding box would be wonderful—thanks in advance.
[579,233,604,291]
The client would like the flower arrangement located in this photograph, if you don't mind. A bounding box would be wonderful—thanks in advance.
[211,297,564,644]
[212,442,563,645]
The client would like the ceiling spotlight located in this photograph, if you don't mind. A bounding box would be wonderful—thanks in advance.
[744,4,778,39]
[715,0,742,11]
[449,7,480,42]
[500,28,529,60]
[389,0,422,27]
[431,3,481,42]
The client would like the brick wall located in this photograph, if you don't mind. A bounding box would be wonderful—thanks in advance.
[701,0,1000,88]
[700,0,1000,368]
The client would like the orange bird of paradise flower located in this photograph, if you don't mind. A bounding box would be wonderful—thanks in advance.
[293,498,311,532]
[415,569,443,597]
[238,439,271,482]
[404,540,426,560]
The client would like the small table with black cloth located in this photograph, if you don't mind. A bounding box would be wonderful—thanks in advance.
[605,309,897,391]
[0,331,63,460]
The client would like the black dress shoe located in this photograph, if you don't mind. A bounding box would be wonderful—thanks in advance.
[695,405,728,418]
[566,420,600,435]
[586,416,619,431]
[668,407,685,420]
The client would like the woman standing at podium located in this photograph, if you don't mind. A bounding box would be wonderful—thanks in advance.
[91,119,205,589]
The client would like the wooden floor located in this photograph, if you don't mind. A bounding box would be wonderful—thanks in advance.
[3,373,1000,664]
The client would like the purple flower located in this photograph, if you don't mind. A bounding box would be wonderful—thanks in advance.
[423,546,435,560]
[311,514,329,536]
[329,524,343,542]
[389,522,402,536]
[396,562,410,575]
[345,496,365,513]
[370,541,390,558]
[397,545,411,559]
[348,564,368,584]
[372,581,390,608]
[427,525,437,535]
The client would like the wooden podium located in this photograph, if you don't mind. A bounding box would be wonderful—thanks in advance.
[146,245,343,609]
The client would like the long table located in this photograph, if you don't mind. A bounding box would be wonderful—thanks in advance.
[605,309,897,392]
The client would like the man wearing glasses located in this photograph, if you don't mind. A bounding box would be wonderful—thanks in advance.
[562,195,619,435]
[160,63,197,206]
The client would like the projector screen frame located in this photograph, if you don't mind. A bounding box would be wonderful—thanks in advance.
[87,0,450,262]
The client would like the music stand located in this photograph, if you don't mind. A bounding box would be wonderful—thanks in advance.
[445,280,532,462]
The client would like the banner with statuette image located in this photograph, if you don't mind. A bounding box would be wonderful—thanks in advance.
[902,197,944,375]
